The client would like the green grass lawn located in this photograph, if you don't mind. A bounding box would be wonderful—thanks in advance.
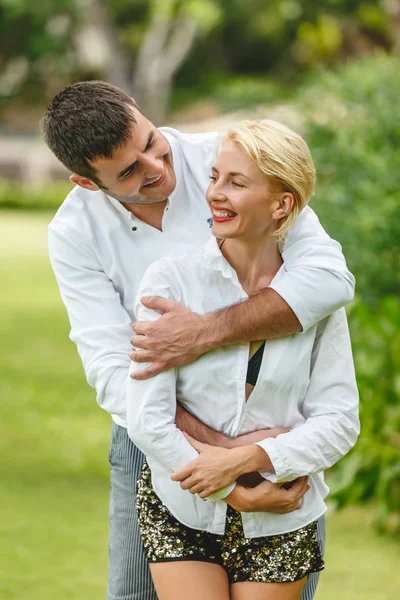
[1,210,399,599]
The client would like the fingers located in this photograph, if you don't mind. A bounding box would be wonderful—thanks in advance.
[171,473,208,496]
[129,362,170,380]
[186,483,206,495]
[171,465,192,482]
[140,296,180,313]
[182,432,206,452]
[177,476,195,490]
[130,334,148,349]
[287,476,309,503]
[132,321,151,335]
[129,350,152,363]
[279,478,309,513]
[249,478,311,514]
[198,489,211,499]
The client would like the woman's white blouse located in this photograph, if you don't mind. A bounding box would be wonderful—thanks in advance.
[127,237,360,537]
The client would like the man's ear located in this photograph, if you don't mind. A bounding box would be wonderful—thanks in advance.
[70,173,100,191]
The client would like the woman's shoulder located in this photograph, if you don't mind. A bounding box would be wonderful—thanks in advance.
[138,246,209,300]
[143,247,206,280]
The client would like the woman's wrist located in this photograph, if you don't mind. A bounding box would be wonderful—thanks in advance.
[223,484,249,511]
[233,444,273,476]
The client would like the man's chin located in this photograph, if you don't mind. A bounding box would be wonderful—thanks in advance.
[124,196,167,205]
[107,192,167,205]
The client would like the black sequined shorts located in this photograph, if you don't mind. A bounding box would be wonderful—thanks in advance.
[137,464,324,584]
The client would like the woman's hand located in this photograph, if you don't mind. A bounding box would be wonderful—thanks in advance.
[171,433,246,498]
[225,478,310,514]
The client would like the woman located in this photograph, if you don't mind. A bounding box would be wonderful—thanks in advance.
[127,120,359,600]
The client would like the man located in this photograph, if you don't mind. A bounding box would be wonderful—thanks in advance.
[44,81,354,600]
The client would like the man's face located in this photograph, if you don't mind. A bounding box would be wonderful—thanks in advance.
[89,109,176,204]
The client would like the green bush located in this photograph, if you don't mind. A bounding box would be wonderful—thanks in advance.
[298,53,400,533]
[330,298,400,534]
[301,52,400,305]
[0,179,72,212]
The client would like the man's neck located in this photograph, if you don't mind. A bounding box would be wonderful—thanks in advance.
[122,200,168,231]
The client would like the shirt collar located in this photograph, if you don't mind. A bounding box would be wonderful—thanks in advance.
[199,237,238,280]
[199,236,286,285]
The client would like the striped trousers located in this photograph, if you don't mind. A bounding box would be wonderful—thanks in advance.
[107,424,325,600]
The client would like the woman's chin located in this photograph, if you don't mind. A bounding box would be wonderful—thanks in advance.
[211,224,236,239]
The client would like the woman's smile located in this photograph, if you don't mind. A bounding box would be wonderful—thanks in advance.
[211,206,238,222]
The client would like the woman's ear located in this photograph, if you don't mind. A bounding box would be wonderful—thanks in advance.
[273,192,295,220]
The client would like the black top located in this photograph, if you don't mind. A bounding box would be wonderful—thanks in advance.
[246,342,266,387]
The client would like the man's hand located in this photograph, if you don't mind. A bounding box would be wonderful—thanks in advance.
[170,434,243,498]
[130,297,210,380]
[225,478,310,514]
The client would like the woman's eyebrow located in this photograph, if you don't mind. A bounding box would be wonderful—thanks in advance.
[228,171,250,180]
[211,167,249,180]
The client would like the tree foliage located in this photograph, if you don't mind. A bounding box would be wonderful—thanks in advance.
[0,0,78,103]
[0,0,398,117]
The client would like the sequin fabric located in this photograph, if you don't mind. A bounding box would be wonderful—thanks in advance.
[136,464,324,584]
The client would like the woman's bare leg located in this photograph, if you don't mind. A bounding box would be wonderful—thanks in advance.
[150,561,230,600]
[231,576,307,600]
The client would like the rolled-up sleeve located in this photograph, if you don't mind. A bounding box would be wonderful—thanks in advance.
[256,308,360,482]
[270,206,355,332]
[127,261,200,471]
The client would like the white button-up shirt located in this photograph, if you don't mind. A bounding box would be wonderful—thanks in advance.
[127,237,360,537]
[48,127,355,427]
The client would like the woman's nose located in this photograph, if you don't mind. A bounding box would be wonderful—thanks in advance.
[208,183,227,202]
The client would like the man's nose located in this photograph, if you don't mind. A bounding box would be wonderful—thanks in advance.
[142,152,163,175]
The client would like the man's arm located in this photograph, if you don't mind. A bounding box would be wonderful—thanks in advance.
[48,224,133,421]
[130,290,298,380]
[175,403,289,449]
[130,206,355,379]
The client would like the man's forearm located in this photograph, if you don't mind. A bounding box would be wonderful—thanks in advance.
[175,403,289,450]
[201,288,301,352]
[175,403,235,448]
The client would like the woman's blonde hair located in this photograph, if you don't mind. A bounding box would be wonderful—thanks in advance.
[221,120,316,240]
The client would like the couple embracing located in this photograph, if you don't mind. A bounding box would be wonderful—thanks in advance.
[44,81,359,600]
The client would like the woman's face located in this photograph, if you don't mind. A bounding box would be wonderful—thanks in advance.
[206,140,286,242]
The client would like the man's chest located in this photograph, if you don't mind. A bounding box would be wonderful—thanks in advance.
[94,196,212,317]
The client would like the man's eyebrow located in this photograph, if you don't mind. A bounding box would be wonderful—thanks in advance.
[116,131,155,181]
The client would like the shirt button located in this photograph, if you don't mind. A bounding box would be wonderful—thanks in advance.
[132,226,137,231]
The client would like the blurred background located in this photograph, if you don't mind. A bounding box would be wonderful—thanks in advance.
[1,1,399,598]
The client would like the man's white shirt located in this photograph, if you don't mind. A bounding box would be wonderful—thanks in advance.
[48,127,355,427]
[127,237,359,536]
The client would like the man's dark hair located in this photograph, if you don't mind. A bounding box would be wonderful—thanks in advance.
[42,81,140,186]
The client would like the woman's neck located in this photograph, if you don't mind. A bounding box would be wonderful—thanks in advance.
[220,234,282,296]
